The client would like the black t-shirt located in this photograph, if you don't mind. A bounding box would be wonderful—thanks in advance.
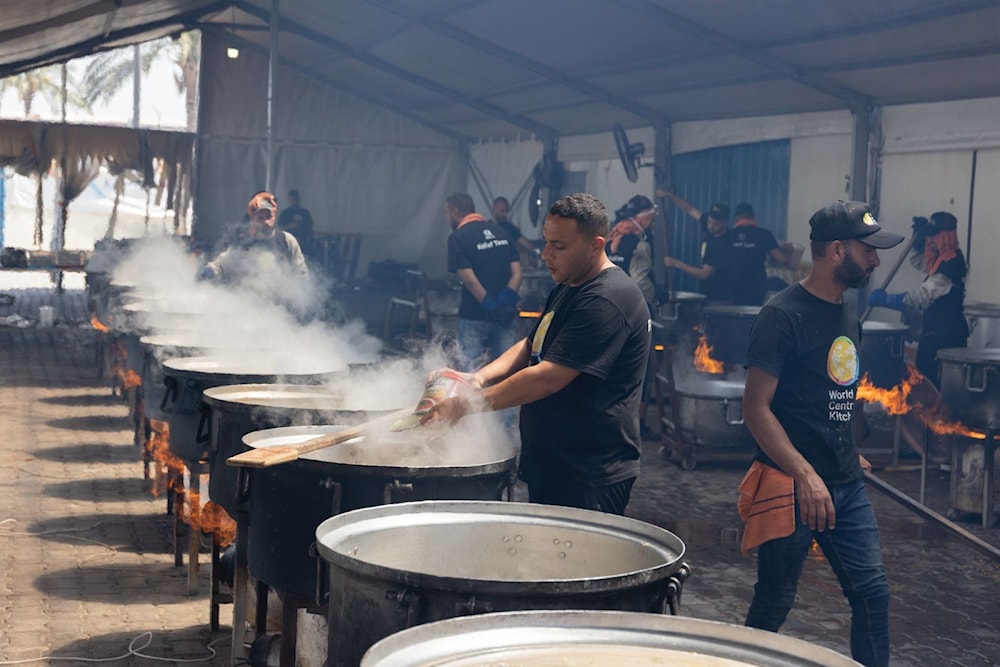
[519,267,650,488]
[701,234,733,302]
[447,220,519,320]
[745,284,863,484]
[724,225,779,306]
[494,219,522,243]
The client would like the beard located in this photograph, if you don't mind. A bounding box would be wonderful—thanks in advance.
[836,250,871,289]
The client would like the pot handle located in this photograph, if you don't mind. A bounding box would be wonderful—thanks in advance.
[196,402,213,444]
[965,364,989,393]
[383,479,414,504]
[320,478,343,515]
[723,399,745,425]
[659,302,679,322]
[664,562,692,616]
[235,467,252,504]
[311,542,328,607]
[159,376,177,412]
[890,336,904,358]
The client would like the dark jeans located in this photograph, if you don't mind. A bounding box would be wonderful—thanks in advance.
[745,478,890,667]
[528,477,636,516]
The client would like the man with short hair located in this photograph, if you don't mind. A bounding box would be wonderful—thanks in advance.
[446,193,522,370]
[426,193,651,515]
[724,202,793,305]
[739,200,901,666]
[657,189,733,302]
[277,188,316,259]
[490,196,538,261]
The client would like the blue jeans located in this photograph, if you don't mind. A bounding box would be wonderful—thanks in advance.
[456,317,516,372]
[745,478,889,667]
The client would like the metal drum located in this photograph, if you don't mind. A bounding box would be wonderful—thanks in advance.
[202,384,409,517]
[315,500,689,667]
[160,357,346,461]
[673,379,755,469]
[242,426,517,599]
[861,321,908,389]
[361,610,859,667]
[965,302,1000,348]
[937,348,1000,430]
[657,291,706,344]
[701,305,761,365]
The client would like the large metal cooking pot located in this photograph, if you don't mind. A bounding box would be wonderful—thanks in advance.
[964,302,1000,348]
[701,305,761,365]
[160,356,346,461]
[937,347,1000,430]
[861,321,909,389]
[361,610,859,667]
[139,335,240,421]
[657,290,706,344]
[242,426,517,599]
[202,384,410,517]
[674,379,755,452]
[315,500,689,667]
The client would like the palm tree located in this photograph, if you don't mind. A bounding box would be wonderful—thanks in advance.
[82,31,200,130]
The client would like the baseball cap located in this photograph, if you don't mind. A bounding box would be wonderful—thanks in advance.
[248,192,277,217]
[925,211,958,234]
[808,200,904,249]
[707,203,730,221]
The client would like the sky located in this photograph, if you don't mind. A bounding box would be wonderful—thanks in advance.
[0,40,189,129]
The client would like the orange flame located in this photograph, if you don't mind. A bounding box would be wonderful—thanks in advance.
[90,314,110,333]
[123,370,142,390]
[146,420,236,545]
[693,334,724,374]
[858,367,985,440]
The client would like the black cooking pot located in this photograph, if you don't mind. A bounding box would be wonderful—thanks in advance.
[160,357,347,461]
[656,291,706,344]
[202,384,409,517]
[861,321,909,389]
[937,347,1000,430]
[701,305,761,365]
[242,425,518,599]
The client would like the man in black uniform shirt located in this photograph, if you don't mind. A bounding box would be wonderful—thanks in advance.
[725,202,793,305]
[276,189,316,260]
[658,189,733,302]
[446,193,522,370]
[740,200,901,666]
[490,196,538,266]
[868,211,968,386]
[425,193,651,515]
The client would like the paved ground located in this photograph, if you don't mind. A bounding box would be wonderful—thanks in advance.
[0,286,998,666]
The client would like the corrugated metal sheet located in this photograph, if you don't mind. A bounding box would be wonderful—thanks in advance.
[661,139,790,293]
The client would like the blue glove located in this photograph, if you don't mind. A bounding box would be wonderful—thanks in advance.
[200,265,217,280]
[495,287,520,308]
[480,294,500,315]
[868,289,907,311]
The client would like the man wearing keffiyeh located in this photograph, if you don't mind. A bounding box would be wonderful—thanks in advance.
[868,211,969,386]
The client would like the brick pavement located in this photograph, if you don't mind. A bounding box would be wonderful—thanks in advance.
[0,287,998,666]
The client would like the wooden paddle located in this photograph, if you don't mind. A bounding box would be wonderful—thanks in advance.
[226,407,414,468]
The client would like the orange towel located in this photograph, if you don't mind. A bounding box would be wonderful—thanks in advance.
[738,460,796,556]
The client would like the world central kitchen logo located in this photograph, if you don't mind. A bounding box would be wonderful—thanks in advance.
[828,387,855,422]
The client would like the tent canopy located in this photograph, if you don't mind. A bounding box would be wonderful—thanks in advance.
[3,0,1000,142]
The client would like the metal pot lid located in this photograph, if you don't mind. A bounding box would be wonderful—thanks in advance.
[204,383,407,412]
[663,290,707,303]
[674,379,746,399]
[122,301,210,316]
[937,347,1000,364]
[162,355,347,380]
[315,500,685,594]
[361,610,859,667]
[242,425,516,469]
[861,321,909,334]
[703,305,762,317]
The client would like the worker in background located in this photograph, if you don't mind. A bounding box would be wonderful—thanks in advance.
[657,189,732,302]
[868,211,968,387]
[490,196,540,269]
